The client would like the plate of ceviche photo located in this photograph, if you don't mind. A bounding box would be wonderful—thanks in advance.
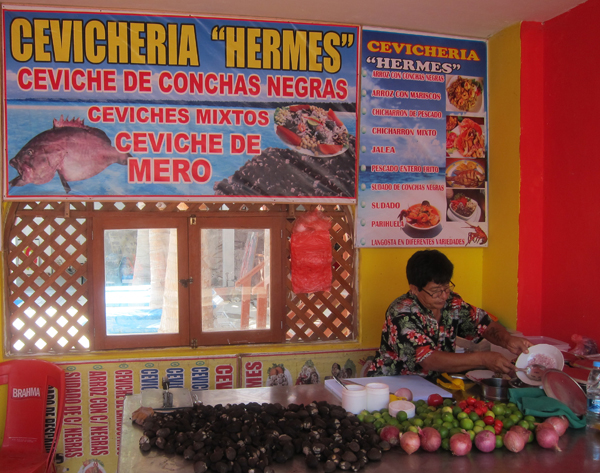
[446,75,484,113]
[446,160,485,188]
[447,193,481,222]
[515,344,565,386]
[273,104,350,158]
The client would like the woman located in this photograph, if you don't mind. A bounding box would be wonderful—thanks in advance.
[367,249,531,378]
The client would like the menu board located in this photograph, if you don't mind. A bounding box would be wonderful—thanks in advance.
[356,28,488,247]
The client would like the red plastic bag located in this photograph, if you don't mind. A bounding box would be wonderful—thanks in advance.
[569,334,598,355]
[290,209,332,294]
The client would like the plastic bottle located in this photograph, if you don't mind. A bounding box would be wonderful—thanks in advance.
[586,361,600,429]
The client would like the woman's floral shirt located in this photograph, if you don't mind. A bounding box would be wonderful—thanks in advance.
[367,291,492,378]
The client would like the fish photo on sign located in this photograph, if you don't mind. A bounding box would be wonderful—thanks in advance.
[8,116,130,194]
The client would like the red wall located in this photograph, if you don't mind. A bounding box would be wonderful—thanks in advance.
[519,0,600,348]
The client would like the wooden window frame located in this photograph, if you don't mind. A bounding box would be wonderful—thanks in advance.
[91,215,191,350]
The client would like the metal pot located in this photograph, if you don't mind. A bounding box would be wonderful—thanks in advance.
[480,378,510,402]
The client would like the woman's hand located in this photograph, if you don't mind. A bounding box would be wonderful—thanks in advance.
[481,351,517,374]
[504,336,533,356]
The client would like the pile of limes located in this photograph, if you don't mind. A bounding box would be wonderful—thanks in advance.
[357,397,540,451]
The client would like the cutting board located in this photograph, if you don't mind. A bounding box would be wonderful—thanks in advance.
[324,375,451,402]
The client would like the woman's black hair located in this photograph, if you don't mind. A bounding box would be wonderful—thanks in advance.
[406,249,454,290]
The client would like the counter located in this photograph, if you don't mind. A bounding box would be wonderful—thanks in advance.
[118,385,599,472]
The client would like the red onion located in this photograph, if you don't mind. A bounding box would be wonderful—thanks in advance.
[509,425,531,443]
[379,425,401,446]
[394,388,413,401]
[400,431,420,455]
[449,432,472,456]
[542,416,569,437]
[419,427,441,452]
[474,430,496,453]
[536,423,562,451]
[503,430,526,453]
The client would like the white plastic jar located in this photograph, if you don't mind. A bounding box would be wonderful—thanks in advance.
[366,382,390,412]
[341,384,367,414]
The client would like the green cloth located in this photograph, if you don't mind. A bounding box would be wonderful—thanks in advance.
[508,387,586,429]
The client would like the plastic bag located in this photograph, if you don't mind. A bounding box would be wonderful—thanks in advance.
[290,209,332,294]
[569,334,598,355]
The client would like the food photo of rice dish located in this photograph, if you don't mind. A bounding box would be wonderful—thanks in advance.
[446,76,483,112]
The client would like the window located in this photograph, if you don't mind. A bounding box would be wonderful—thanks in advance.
[5,201,355,354]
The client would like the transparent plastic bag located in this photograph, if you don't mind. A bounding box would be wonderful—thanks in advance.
[570,334,599,355]
[290,209,332,294]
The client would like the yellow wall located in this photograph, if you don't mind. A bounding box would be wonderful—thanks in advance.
[483,23,522,331]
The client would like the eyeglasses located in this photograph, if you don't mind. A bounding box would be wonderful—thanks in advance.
[421,281,455,299]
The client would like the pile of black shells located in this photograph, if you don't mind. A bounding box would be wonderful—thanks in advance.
[138,400,389,473]
[213,137,356,198]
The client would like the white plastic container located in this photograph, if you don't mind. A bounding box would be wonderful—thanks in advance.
[366,382,390,412]
[388,400,416,419]
[341,384,367,414]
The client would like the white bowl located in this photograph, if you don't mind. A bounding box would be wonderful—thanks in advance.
[515,344,565,386]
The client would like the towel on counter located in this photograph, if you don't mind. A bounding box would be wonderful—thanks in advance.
[508,387,586,429]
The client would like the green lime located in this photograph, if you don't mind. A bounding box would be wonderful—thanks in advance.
[502,418,514,429]
[473,425,483,434]
[456,411,468,420]
[433,417,443,426]
[372,411,382,418]
[518,420,529,430]
[360,409,370,417]
[410,417,424,427]
[460,418,474,430]
[469,411,480,422]
[524,415,536,423]
[474,419,485,428]
[374,419,385,429]
[442,412,454,423]
[453,406,463,417]
[396,411,408,422]
[528,431,534,443]
[513,411,524,421]
[364,414,375,424]
[495,435,504,449]
[467,430,475,441]
[452,419,459,428]
[442,406,453,414]
[449,427,463,437]
[509,414,520,424]
[507,402,517,409]
[408,425,419,433]
[442,421,454,430]
[424,418,433,427]
[491,405,505,416]
[401,420,411,431]
[443,398,454,407]
[483,425,495,433]
[442,438,450,451]
[439,427,449,439]
[416,400,427,407]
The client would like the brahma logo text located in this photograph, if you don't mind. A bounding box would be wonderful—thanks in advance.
[12,387,41,398]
